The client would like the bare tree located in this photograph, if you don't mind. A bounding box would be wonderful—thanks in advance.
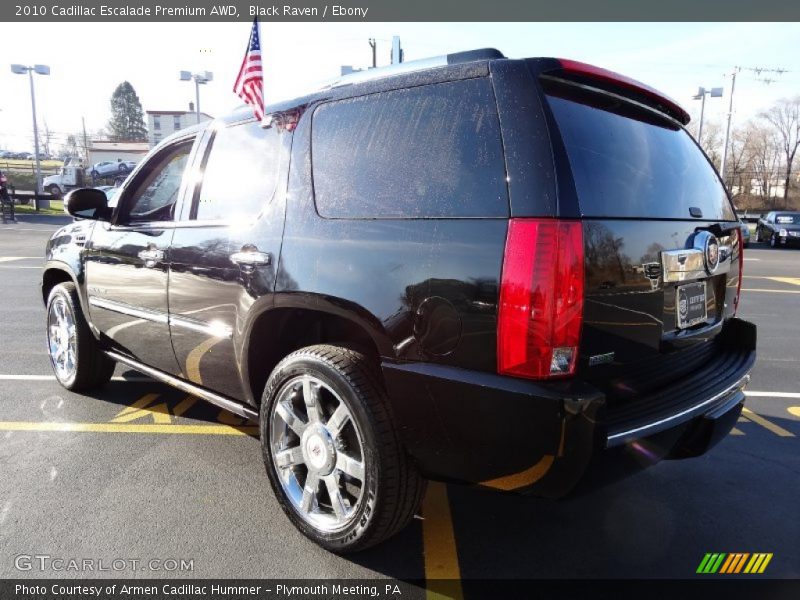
[748,124,782,208]
[728,125,753,203]
[697,120,723,169]
[759,96,800,205]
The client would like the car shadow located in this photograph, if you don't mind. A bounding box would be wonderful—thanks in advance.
[345,412,799,580]
[79,369,259,434]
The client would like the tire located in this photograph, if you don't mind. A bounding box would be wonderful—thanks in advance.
[47,184,61,198]
[755,227,762,243]
[260,344,425,553]
[91,170,99,179]
[46,282,115,391]
[770,233,778,248]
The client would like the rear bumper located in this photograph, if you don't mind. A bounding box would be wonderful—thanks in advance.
[382,318,756,498]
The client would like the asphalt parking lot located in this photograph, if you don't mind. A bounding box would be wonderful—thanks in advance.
[0,216,798,591]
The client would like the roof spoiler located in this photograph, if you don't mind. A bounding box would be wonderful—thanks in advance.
[549,59,691,125]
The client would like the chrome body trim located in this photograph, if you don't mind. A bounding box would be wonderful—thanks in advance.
[88,296,169,324]
[88,297,232,339]
[105,350,258,420]
[606,373,750,446]
[168,314,233,339]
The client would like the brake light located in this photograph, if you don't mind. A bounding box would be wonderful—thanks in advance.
[734,228,744,314]
[498,219,584,379]
[556,59,691,125]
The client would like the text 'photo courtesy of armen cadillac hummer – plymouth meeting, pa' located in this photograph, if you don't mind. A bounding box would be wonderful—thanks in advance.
[0,1,799,599]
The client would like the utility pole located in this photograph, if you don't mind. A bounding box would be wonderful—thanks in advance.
[720,65,786,189]
[720,69,738,187]
[82,117,89,166]
[391,36,404,65]
[368,38,377,69]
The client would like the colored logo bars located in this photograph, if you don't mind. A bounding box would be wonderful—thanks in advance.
[696,552,773,574]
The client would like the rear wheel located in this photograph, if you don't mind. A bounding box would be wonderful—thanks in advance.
[46,282,115,391]
[260,344,425,552]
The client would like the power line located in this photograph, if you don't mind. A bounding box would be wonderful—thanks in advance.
[720,65,787,182]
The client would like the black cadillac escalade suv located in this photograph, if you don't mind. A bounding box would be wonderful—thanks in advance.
[43,49,755,552]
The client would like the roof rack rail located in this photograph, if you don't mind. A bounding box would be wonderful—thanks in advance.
[322,48,504,90]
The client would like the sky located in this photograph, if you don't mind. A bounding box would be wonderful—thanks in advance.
[1,21,799,153]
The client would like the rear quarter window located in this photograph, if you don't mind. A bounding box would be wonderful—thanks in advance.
[311,77,508,218]
[544,83,736,221]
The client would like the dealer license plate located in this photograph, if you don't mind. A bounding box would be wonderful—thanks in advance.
[676,281,708,329]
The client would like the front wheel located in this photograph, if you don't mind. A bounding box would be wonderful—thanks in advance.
[770,233,779,248]
[260,344,425,553]
[47,184,61,198]
[46,282,115,391]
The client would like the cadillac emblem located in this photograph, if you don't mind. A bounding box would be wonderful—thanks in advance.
[705,234,720,273]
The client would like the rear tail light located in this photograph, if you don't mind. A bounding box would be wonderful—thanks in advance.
[734,228,744,314]
[498,219,585,379]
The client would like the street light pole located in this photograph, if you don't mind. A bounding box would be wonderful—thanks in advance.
[697,90,707,141]
[11,63,50,211]
[180,70,213,126]
[28,68,43,211]
[194,78,201,124]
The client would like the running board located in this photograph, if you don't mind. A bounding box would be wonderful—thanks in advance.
[105,350,259,421]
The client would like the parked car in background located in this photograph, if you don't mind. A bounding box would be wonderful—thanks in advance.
[739,219,751,247]
[43,49,754,553]
[755,211,800,247]
[88,160,136,179]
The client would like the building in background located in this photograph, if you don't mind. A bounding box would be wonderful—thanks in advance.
[87,140,150,166]
[146,106,213,147]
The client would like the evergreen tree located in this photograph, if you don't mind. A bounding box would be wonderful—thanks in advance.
[107,81,147,142]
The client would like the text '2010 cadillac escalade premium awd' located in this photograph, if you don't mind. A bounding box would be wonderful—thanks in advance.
[43,49,755,552]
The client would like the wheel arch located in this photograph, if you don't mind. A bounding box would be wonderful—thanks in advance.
[42,264,78,305]
[243,302,388,406]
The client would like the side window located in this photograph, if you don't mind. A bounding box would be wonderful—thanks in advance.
[193,121,283,221]
[311,77,508,218]
[120,141,192,224]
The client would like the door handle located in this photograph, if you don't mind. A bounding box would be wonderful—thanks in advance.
[230,250,271,266]
[138,248,165,267]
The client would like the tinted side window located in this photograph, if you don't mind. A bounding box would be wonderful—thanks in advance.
[312,78,508,218]
[122,141,192,223]
[195,121,282,221]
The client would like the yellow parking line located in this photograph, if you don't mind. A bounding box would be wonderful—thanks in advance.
[767,277,800,287]
[741,288,800,294]
[422,482,463,600]
[0,421,257,436]
[741,408,795,437]
[788,407,800,418]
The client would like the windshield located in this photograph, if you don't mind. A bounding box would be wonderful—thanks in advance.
[544,81,736,221]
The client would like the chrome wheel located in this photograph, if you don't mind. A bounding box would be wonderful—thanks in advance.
[47,295,77,382]
[269,374,366,532]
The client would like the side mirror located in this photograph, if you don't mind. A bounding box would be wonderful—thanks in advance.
[64,188,110,220]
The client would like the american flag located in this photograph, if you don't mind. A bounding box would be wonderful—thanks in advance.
[233,18,265,120]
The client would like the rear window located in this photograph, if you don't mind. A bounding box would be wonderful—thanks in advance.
[544,82,735,221]
[311,78,507,218]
